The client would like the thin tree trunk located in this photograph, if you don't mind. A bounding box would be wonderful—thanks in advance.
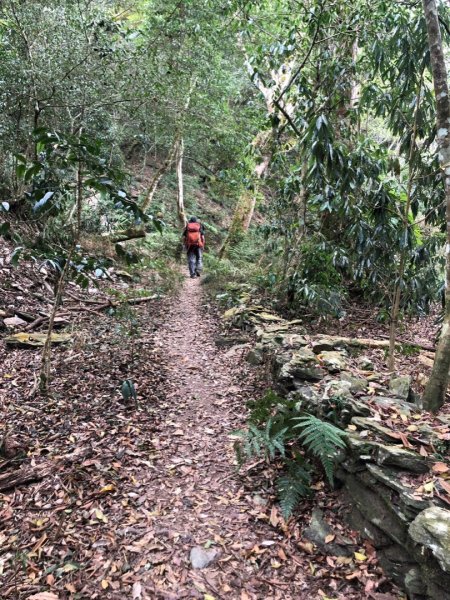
[421,0,450,412]
[40,132,84,394]
[176,137,187,227]
[388,77,422,371]
[140,138,178,213]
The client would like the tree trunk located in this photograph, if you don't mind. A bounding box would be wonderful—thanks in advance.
[176,137,187,227]
[219,146,271,258]
[140,138,178,213]
[421,0,450,412]
[388,77,422,371]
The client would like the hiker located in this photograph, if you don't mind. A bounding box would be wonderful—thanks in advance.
[183,216,205,278]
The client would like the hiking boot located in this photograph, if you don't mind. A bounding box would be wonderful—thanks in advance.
[196,271,201,277]
[190,274,196,278]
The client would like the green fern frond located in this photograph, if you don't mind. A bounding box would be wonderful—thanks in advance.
[233,418,288,463]
[294,414,346,484]
[276,460,311,518]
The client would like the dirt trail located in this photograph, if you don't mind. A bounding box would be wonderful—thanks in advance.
[135,275,309,599]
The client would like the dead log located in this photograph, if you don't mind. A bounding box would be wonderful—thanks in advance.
[104,227,146,243]
[0,462,53,492]
[313,334,434,352]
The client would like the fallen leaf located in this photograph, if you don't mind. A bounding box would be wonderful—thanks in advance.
[354,551,367,561]
[27,594,59,600]
[324,534,335,544]
[432,462,449,474]
[101,580,109,589]
[132,582,142,599]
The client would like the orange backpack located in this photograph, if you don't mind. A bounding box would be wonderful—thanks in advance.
[186,223,204,249]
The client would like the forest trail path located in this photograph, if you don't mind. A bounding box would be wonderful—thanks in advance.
[137,274,309,599]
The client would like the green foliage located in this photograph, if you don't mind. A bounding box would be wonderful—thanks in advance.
[276,456,312,519]
[294,414,347,485]
[235,390,347,517]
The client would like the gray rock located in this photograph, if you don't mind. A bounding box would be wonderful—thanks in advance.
[346,504,392,547]
[344,473,408,545]
[326,379,352,398]
[404,566,427,597]
[357,355,374,370]
[390,376,412,401]
[215,336,248,347]
[304,508,352,556]
[246,348,264,365]
[278,348,326,383]
[320,351,347,373]
[4,316,27,328]
[190,546,219,569]
[376,444,429,474]
[351,416,394,440]
[362,395,413,415]
[341,372,369,392]
[409,507,450,571]
[312,337,340,353]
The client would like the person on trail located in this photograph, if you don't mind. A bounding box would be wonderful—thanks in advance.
[183,216,205,278]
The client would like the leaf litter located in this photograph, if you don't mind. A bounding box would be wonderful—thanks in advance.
[0,248,403,599]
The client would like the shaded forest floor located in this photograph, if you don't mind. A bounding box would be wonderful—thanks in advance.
[0,248,405,600]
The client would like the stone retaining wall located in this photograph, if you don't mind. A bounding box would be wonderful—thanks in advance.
[228,307,450,600]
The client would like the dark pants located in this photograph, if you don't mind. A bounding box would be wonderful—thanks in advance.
[187,247,203,276]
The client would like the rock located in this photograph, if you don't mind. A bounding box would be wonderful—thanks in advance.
[376,444,429,474]
[340,372,369,392]
[289,386,321,406]
[389,376,412,402]
[190,546,219,569]
[362,395,413,415]
[303,508,352,556]
[346,504,392,547]
[344,473,408,545]
[312,337,340,353]
[325,379,352,399]
[215,336,249,347]
[404,566,427,597]
[320,350,347,372]
[357,355,374,370]
[278,348,326,384]
[351,416,395,440]
[4,316,28,328]
[246,348,264,365]
[409,507,450,571]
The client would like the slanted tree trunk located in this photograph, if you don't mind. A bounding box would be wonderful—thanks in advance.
[176,137,187,227]
[140,138,178,213]
[421,0,450,412]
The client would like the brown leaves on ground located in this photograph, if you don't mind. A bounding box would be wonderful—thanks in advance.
[1,248,403,599]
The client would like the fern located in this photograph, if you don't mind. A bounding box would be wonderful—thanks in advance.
[294,414,347,484]
[276,458,312,518]
[233,417,288,463]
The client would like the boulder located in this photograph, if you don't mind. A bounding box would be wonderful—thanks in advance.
[319,350,347,373]
[351,416,395,441]
[357,355,374,370]
[340,371,369,392]
[409,507,450,571]
[246,348,264,365]
[390,376,413,402]
[376,444,429,474]
[404,566,427,598]
[312,337,341,353]
[325,379,352,399]
[278,348,326,384]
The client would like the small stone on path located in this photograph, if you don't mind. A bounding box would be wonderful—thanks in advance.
[190,545,219,569]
